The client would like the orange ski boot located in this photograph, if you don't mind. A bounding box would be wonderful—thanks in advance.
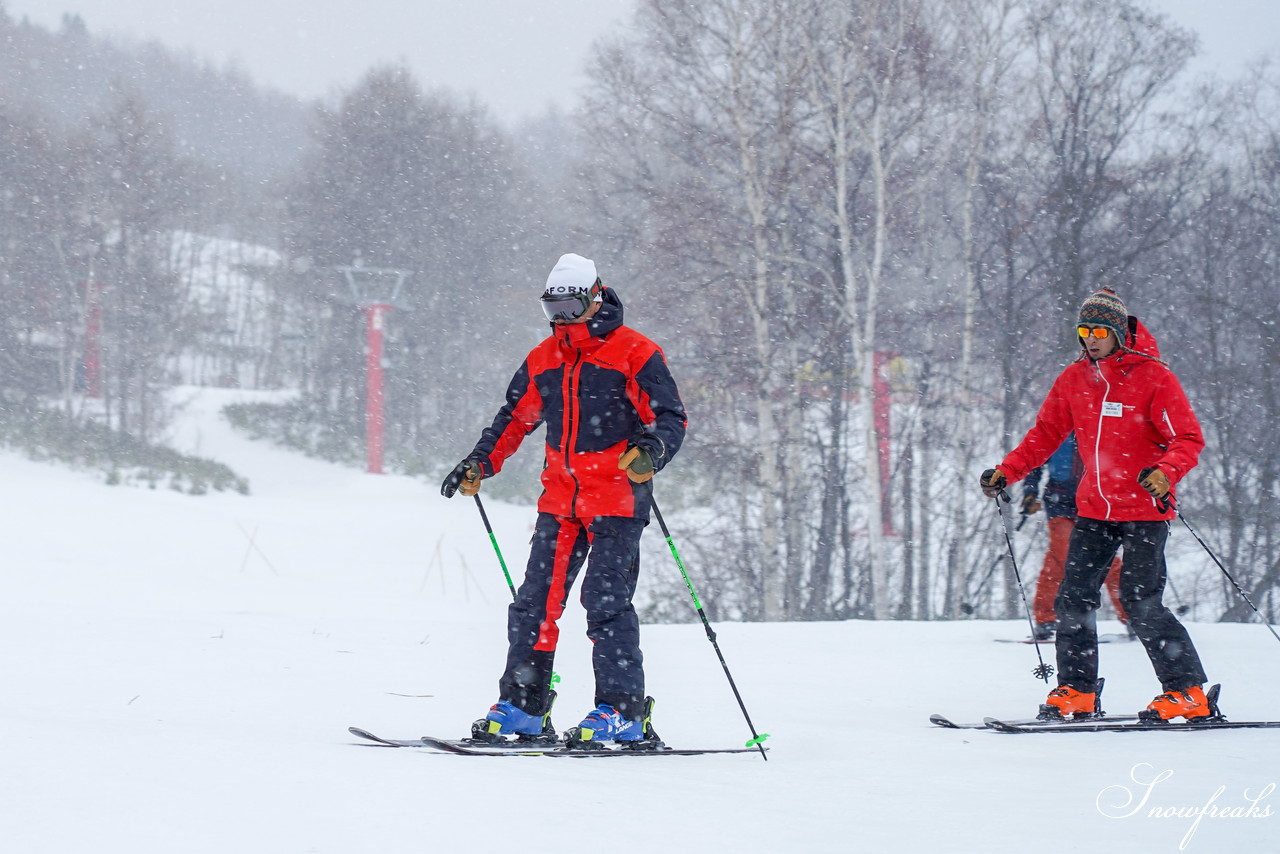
[1038,684,1099,721]
[1140,685,1213,723]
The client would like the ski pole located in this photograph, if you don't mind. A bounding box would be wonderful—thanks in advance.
[1164,572,1192,617]
[650,497,770,759]
[992,492,1054,682]
[472,494,562,694]
[961,513,1030,615]
[1152,490,1280,647]
[473,494,516,600]
[1136,472,1191,615]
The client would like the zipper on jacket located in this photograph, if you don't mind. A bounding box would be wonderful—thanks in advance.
[1091,360,1114,520]
[562,344,585,517]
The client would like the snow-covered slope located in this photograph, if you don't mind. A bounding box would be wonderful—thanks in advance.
[4,387,1277,853]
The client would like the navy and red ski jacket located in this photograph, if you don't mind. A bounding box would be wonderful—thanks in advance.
[466,287,686,520]
[998,317,1204,523]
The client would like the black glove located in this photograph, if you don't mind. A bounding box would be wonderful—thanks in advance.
[980,468,1008,499]
[441,459,483,498]
[1020,492,1042,515]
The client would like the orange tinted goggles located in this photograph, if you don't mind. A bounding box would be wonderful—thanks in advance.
[1077,326,1111,339]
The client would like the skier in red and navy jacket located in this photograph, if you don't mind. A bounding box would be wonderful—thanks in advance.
[980,287,1213,723]
[441,253,686,746]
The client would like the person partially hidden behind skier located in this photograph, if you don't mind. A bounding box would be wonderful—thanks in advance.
[980,287,1214,723]
[441,253,686,748]
[1021,433,1131,643]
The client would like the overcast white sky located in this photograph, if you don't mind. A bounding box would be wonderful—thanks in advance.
[4,0,636,124]
[5,0,1279,125]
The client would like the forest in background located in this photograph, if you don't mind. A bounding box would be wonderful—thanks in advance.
[2,0,1279,628]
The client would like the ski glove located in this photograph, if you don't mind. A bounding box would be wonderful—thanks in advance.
[1138,466,1171,499]
[1020,493,1042,515]
[441,459,483,498]
[619,446,655,483]
[980,468,1008,499]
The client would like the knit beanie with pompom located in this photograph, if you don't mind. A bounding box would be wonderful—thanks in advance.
[1078,287,1129,345]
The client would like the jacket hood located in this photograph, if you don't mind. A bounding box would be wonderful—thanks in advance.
[1125,316,1161,360]
[552,286,624,346]
[1081,315,1164,365]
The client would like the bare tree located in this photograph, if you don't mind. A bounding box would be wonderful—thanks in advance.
[1021,0,1197,322]
[793,0,951,617]
[581,0,819,620]
[281,65,542,469]
[63,91,199,441]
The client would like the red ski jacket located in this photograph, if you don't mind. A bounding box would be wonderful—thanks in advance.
[998,318,1204,522]
[467,287,686,520]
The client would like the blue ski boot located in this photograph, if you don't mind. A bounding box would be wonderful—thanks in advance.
[470,691,558,744]
[564,696,663,750]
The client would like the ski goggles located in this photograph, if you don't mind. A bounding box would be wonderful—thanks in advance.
[540,281,601,322]
[1077,326,1112,339]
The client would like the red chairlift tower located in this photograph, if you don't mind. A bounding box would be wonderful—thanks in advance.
[338,263,409,475]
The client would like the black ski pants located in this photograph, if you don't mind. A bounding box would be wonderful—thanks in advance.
[1055,516,1207,694]
[498,512,646,720]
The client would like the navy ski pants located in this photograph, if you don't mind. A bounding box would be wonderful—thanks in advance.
[498,513,646,720]
[1055,517,1207,694]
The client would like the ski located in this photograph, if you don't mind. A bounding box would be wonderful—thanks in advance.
[994,632,1133,645]
[349,726,428,747]
[929,713,1139,730]
[349,727,558,750]
[978,683,1275,732]
[349,727,762,756]
[983,716,1280,733]
[353,726,764,756]
[418,735,764,757]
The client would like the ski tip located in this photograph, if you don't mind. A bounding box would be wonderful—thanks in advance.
[982,717,1025,732]
[348,726,405,747]
[929,714,960,728]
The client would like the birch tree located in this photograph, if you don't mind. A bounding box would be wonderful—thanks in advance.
[935,0,1027,616]
[581,0,818,620]
[794,0,942,618]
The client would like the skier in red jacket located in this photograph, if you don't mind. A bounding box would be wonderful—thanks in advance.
[441,253,686,747]
[980,287,1212,722]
